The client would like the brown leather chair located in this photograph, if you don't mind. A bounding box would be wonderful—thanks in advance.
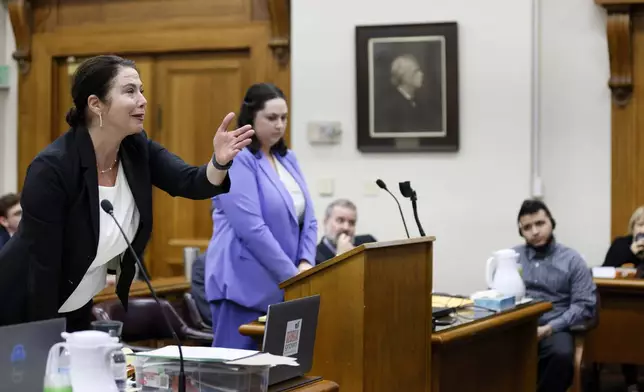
[92,297,213,349]
[182,292,212,333]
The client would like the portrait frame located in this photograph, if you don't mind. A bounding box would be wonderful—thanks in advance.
[355,22,459,153]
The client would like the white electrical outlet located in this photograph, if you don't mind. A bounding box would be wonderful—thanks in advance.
[307,121,342,145]
[317,178,335,196]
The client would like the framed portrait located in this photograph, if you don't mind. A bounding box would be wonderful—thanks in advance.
[355,22,459,152]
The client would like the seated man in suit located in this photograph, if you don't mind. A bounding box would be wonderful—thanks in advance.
[191,251,212,327]
[0,193,21,251]
[514,199,596,392]
[316,199,377,263]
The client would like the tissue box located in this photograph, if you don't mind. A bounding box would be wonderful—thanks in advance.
[473,294,516,311]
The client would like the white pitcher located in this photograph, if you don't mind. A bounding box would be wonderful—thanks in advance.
[45,330,121,392]
[485,249,525,302]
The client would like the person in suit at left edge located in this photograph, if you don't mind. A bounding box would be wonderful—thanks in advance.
[205,83,318,349]
[0,55,254,331]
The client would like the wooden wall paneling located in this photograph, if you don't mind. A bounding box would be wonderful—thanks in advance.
[266,0,291,144]
[31,0,253,34]
[596,1,644,239]
[151,53,254,276]
[607,6,638,239]
[16,22,270,187]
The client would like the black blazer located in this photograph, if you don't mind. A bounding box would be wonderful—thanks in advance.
[0,127,230,327]
[315,234,377,264]
[602,235,643,268]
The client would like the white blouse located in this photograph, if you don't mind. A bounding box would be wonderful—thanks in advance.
[58,162,140,313]
[274,156,306,224]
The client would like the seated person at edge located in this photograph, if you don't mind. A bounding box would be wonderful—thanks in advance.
[0,55,254,331]
[0,193,22,250]
[190,251,212,327]
[601,205,644,392]
[316,198,377,263]
[205,83,318,350]
[514,199,596,392]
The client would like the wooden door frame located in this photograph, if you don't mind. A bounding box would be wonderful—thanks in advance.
[8,0,291,186]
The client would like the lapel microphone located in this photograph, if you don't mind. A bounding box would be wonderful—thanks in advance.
[100,199,186,392]
[375,179,410,239]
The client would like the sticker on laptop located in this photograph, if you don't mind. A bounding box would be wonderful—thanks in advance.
[283,319,302,357]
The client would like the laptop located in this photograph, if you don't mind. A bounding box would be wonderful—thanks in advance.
[262,295,320,386]
[0,318,66,392]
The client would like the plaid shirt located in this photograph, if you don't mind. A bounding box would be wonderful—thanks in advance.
[513,240,597,333]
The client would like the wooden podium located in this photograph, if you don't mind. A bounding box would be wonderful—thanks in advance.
[279,237,435,392]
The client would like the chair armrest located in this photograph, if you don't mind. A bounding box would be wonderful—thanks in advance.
[180,326,214,343]
[570,314,599,334]
[569,324,590,333]
[182,293,212,333]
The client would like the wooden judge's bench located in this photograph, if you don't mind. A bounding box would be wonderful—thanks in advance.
[240,237,551,392]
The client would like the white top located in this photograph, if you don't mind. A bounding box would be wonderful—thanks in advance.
[59,162,140,313]
[274,156,306,224]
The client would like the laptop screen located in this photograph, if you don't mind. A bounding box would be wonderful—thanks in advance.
[0,318,66,392]
[261,295,320,385]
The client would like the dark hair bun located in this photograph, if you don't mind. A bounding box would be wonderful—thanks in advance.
[65,107,81,127]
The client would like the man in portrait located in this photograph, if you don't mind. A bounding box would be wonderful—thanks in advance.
[372,41,444,137]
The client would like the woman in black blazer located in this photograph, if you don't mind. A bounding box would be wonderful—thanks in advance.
[0,55,254,331]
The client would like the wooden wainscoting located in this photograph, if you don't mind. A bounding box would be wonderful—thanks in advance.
[596,1,644,238]
[8,0,290,278]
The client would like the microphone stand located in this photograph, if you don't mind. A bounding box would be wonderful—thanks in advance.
[409,190,426,237]
[398,181,426,237]
[100,200,186,392]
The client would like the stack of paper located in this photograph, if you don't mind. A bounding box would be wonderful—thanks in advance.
[135,346,299,367]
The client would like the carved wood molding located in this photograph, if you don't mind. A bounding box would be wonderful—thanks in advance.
[267,0,290,67]
[607,9,633,106]
[7,0,33,75]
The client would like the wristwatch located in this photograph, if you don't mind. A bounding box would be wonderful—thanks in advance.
[212,153,233,170]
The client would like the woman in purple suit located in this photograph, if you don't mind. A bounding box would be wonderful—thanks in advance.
[205,83,318,349]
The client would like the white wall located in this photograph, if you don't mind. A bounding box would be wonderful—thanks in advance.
[540,0,611,266]
[291,0,610,295]
[0,5,18,194]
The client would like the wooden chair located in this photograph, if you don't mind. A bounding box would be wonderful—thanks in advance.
[568,292,600,392]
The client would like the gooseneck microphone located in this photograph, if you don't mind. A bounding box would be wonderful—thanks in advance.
[100,199,186,392]
[375,179,410,239]
[398,181,426,237]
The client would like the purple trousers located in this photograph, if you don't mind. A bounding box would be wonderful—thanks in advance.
[210,300,263,350]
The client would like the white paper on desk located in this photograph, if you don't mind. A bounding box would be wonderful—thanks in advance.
[226,353,299,367]
[135,345,259,363]
[592,267,616,279]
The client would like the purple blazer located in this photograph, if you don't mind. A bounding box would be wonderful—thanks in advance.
[205,148,317,312]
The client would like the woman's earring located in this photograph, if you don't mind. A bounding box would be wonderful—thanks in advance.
[99,113,103,128]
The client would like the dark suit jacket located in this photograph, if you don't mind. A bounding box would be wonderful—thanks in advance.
[375,86,442,134]
[0,227,9,251]
[0,127,230,327]
[190,252,212,326]
[315,234,377,264]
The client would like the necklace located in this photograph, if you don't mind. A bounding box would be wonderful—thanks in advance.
[97,158,118,174]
